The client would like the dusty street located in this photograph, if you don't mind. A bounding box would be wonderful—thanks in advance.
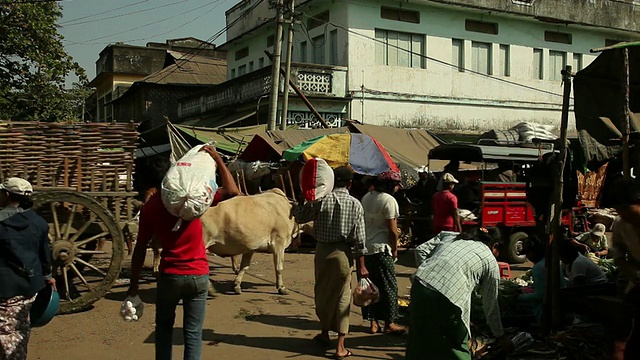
[29,249,417,360]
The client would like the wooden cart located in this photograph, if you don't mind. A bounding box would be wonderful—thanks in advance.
[0,121,138,314]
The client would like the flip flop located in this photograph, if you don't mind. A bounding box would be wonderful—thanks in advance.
[334,349,353,360]
[313,334,331,348]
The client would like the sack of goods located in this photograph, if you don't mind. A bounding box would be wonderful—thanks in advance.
[299,157,334,202]
[352,278,380,307]
[161,145,218,224]
[120,295,144,322]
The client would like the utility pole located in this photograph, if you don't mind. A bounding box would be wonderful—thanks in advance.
[267,0,285,131]
[279,0,295,130]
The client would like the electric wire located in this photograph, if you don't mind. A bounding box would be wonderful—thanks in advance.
[58,0,149,25]
[61,0,188,27]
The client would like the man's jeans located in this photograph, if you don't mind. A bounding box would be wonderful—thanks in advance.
[156,274,209,360]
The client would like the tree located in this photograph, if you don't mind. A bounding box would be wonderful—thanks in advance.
[0,1,89,122]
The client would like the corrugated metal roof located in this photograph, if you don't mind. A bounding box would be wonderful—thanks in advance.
[138,54,227,85]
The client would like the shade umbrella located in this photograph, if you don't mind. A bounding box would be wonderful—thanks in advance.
[283,133,399,175]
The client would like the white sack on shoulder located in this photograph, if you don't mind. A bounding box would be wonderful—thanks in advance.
[161,145,218,224]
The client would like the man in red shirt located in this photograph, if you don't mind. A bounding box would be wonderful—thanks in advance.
[127,146,239,360]
[432,173,461,235]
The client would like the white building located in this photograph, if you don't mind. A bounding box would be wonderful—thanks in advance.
[180,0,640,131]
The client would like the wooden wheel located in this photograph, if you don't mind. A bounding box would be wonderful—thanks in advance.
[31,190,124,314]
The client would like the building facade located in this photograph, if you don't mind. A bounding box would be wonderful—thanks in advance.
[88,38,225,123]
[216,0,640,131]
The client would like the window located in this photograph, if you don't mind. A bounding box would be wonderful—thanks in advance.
[572,53,583,72]
[248,61,254,72]
[312,35,325,64]
[549,50,566,81]
[380,7,420,24]
[545,31,572,44]
[330,30,338,65]
[499,44,510,76]
[235,47,249,61]
[375,29,425,68]
[471,41,492,75]
[533,48,543,79]
[307,10,329,30]
[465,20,498,35]
[300,41,308,62]
[258,57,264,68]
[267,35,275,48]
[230,69,235,79]
[452,39,464,72]
[238,65,246,76]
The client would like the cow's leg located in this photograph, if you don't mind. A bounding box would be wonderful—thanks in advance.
[273,247,288,295]
[233,252,254,294]
[231,255,241,275]
[152,248,161,276]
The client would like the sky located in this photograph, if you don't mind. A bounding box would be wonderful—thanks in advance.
[59,0,237,85]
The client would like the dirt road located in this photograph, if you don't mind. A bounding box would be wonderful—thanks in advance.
[29,250,417,360]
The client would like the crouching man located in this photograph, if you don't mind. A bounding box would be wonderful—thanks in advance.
[406,228,513,360]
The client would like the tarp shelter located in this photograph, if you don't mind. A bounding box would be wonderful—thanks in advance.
[238,127,348,161]
[347,123,448,171]
[169,123,267,157]
[573,41,640,162]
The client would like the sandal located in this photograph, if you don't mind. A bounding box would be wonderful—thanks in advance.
[334,349,353,359]
[383,325,407,335]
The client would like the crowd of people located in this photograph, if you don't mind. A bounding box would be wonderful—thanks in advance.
[1,148,639,360]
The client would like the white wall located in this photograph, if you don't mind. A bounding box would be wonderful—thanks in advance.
[223,0,640,131]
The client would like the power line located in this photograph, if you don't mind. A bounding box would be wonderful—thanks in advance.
[62,1,189,27]
[302,13,567,99]
[65,1,218,46]
[149,0,267,85]
[58,0,148,25]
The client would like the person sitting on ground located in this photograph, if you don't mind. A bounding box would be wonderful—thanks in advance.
[407,227,513,359]
[571,223,608,257]
[559,238,608,287]
[517,236,566,324]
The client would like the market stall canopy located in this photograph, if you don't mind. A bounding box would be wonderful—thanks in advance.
[168,123,267,158]
[283,133,400,175]
[348,123,448,171]
[429,144,555,163]
[573,41,640,161]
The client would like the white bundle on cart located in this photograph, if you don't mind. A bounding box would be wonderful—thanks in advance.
[161,145,218,229]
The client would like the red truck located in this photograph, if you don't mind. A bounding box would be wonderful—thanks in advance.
[428,143,573,263]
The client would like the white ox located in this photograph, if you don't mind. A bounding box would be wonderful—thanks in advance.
[200,188,297,295]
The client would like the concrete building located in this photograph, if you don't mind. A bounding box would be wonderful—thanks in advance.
[211,0,640,131]
[88,38,225,123]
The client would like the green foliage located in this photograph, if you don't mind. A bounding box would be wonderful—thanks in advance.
[0,1,89,122]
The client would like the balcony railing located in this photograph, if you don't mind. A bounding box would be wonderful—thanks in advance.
[179,63,347,119]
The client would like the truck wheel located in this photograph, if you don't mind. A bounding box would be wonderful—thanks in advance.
[507,232,529,264]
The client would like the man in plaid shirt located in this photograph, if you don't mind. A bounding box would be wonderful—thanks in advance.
[406,228,513,359]
[292,166,368,360]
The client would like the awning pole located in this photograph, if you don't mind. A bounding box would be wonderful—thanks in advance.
[623,47,631,181]
[543,65,572,334]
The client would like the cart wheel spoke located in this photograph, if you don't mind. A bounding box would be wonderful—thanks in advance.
[62,266,71,302]
[69,220,94,243]
[51,203,61,240]
[74,257,107,277]
[75,232,110,247]
[77,249,107,255]
[69,262,92,290]
[62,204,78,241]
